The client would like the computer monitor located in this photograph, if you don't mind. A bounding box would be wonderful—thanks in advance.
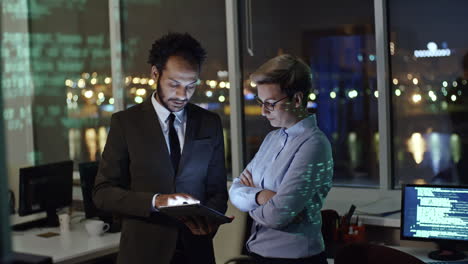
[401,184,468,261]
[17,160,73,229]
[78,161,120,232]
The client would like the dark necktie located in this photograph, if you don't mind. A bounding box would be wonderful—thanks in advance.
[168,113,181,174]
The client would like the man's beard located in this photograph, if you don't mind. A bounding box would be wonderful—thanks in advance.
[155,76,187,112]
[155,75,188,112]
[155,81,170,111]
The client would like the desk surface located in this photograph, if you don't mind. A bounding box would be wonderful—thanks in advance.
[14,220,466,264]
[12,221,120,264]
[394,246,468,263]
[327,246,468,264]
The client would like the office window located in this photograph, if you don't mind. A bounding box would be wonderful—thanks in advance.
[2,0,113,165]
[239,0,378,187]
[120,0,232,176]
[388,0,468,187]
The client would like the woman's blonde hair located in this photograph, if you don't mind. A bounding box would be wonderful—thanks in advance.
[250,54,312,107]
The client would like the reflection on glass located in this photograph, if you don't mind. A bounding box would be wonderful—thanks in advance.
[407,133,425,165]
[66,72,113,163]
[125,76,156,108]
[240,0,378,187]
[85,128,97,161]
[348,132,359,169]
[389,0,468,187]
[428,133,442,174]
[68,128,81,161]
[98,126,108,154]
[2,0,113,165]
[413,179,428,185]
[450,134,461,163]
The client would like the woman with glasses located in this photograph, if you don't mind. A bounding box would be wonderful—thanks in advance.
[229,54,333,264]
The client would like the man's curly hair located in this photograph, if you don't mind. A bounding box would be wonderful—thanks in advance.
[147,32,207,72]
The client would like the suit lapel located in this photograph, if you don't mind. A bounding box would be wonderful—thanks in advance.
[141,98,175,177]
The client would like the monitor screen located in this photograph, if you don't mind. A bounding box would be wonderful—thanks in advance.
[18,160,73,217]
[401,184,468,242]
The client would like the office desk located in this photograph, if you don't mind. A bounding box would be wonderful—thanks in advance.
[12,222,120,264]
[394,246,468,263]
[327,246,468,264]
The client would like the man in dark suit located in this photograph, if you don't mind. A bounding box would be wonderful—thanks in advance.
[93,33,228,264]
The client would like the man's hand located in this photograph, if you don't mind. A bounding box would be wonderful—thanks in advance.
[180,216,219,236]
[239,169,255,187]
[154,193,199,208]
[256,190,276,205]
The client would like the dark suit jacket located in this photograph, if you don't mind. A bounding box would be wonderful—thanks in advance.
[93,98,228,264]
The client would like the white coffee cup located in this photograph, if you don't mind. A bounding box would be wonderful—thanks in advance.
[58,213,70,234]
[85,220,110,237]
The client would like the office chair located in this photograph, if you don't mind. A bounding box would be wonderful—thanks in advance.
[78,161,100,219]
[224,256,254,264]
[321,209,340,257]
[334,243,425,264]
[213,199,253,264]
[78,161,121,233]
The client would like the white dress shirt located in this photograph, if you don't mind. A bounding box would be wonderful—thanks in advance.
[151,92,186,153]
[151,92,187,209]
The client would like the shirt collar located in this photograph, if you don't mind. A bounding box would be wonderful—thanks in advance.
[283,114,317,137]
[151,92,186,124]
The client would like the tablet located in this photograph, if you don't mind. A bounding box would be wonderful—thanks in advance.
[158,203,233,225]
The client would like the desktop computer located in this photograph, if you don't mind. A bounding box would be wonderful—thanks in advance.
[401,184,468,261]
[13,160,73,230]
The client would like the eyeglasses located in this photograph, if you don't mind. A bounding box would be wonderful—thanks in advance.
[255,96,289,111]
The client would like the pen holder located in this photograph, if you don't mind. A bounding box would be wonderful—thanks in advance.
[342,224,366,244]
[336,213,367,244]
